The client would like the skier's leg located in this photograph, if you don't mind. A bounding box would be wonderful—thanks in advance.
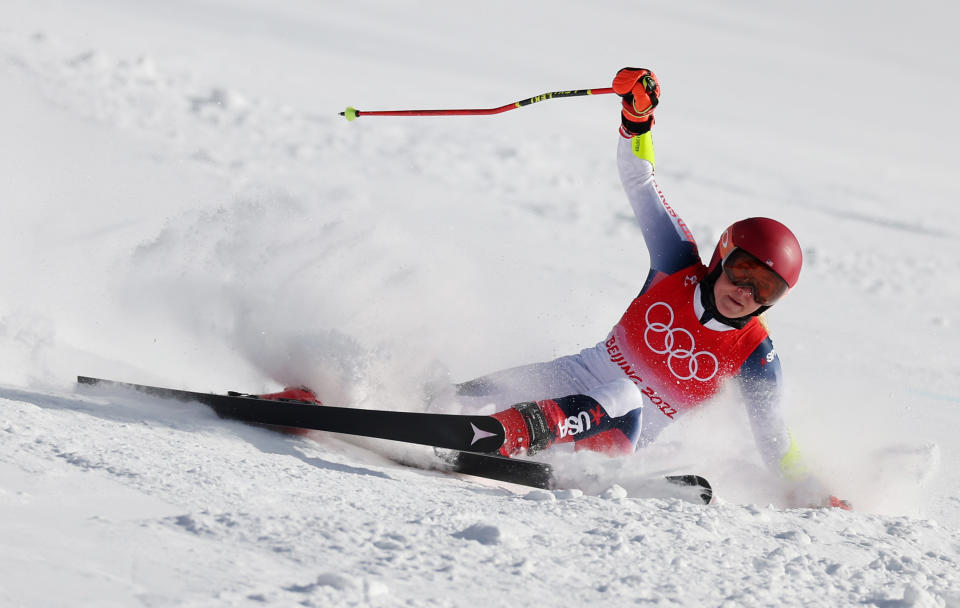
[492,377,646,457]
[447,355,599,414]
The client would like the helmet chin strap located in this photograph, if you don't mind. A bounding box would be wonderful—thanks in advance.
[699,265,770,329]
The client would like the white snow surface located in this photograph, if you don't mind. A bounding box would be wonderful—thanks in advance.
[2,1,960,606]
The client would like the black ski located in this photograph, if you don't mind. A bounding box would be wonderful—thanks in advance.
[77,375,505,453]
[77,375,712,503]
[440,451,711,503]
[447,450,555,489]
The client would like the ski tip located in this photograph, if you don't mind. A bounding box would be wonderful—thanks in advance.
[665,474,713,505]
[829,495,853,511]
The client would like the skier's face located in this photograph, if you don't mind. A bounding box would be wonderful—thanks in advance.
[713,270,764,318]
[721,249,789,306]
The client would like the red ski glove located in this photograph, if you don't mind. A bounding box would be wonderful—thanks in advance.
[612,67,660,135]
[787,476,853,510]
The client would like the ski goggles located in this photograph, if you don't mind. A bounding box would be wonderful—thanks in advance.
[722,249,789,306]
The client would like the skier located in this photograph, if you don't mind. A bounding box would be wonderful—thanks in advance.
[265,67,847,507]
[439,67,847,508]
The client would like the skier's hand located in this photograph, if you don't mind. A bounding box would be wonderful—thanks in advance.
[786,475,853,510]
[612,67,660,135]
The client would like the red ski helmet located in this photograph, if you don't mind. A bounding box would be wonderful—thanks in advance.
[708,217,802,289]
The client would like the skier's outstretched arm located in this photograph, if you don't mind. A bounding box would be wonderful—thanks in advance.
[736,340,797,476]
[737,342,852,509]
[613,68,699,281]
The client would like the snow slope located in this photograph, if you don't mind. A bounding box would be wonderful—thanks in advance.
[2,0,960,605]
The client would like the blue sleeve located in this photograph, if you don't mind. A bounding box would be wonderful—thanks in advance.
[617,136,700,277]
[735,337,795,474]
[737,338,783,404]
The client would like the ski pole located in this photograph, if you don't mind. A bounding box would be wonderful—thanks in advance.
[340,87,615,121]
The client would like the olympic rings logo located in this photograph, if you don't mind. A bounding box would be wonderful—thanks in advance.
[643,302,719,382]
